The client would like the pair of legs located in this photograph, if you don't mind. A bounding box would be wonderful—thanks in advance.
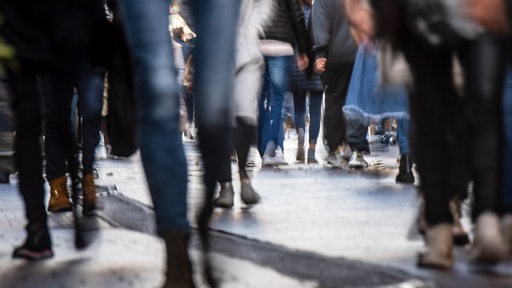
[322,63,369,167]
[119,0,240,286]
[258,55,292,158]
[292,89,322,162]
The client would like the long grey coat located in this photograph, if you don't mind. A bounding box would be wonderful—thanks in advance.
[233,0,274,126]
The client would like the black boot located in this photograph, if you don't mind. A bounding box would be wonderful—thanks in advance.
[13,221,53,260]
[396,153,415,184]
[162,231,195,288]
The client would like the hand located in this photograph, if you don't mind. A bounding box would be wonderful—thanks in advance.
[466,0,508,34]
[314,58,326,74]
[297,54,309,71]
[345,0,374,42]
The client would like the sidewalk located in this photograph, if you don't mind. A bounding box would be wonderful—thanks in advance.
[0,181,319,287]
[1,134,512,287]
[92,135,512,287]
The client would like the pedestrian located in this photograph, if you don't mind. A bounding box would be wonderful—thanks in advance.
[213,0,273,208]
[346,0,508,268]
[312,0,369,170]
[257,0,311,166]
[288,0,323,164]
[117,0,241,286]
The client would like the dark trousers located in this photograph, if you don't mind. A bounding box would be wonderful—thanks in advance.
[402,32,505,225]
[40,72,76,181]
[8,70,47,225]
[322,63,369,153]
[459,35,506,219]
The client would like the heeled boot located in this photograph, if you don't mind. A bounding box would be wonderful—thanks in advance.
[417,223,453,269]
[162,231,194,288]
[213,182,234,208]
[396,153,414,184]
[47,175,72,212]
[82,173,97,215]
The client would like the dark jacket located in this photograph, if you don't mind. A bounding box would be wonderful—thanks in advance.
[262,0,311,55]
[311,0,357,67]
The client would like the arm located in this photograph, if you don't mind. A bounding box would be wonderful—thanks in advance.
[344,0,374,42]
[311,0,332,59]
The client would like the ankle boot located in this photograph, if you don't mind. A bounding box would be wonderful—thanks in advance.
[162,231,194,288]
[396,153,414,184]
[470,212,507,264]
[48,176,72,212]
[417,223,453,269]
[449,199,469,246]
[82,173,97,215]
[213,182,234,208]
[240,179,260,205]
[296,128,305,162]
[13,221,53,260]
[307,148,318,164]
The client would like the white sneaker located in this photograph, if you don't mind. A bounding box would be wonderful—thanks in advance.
[326,151,342,168]
[348,151,368,169]
[262,154,276,166]
[273,148,287,165]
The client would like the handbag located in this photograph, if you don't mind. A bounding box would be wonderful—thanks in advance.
[343,43,409,126]
[106,24,138,157]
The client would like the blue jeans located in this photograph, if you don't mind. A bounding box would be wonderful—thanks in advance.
[258,56,291,154]
[397,118,410,156]
[118,0,188,234]
[503,67,512,213]
[293,90,322,144]
[77,63,105,174]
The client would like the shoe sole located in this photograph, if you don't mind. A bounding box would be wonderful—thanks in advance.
[13,248,54,261]
[47,206,73,213]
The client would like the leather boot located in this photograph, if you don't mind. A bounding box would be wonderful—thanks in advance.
[47,176,72,212]
[82,173,97,215]
[213,182,234,208]
[417,223,453,269]
[162,231,194,288]
[396,153,414,184]
[13,221,53,260]
[470,212,507,264]
[240,179,260,206]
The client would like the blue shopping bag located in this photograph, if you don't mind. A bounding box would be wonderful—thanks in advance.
[343,43,409,126]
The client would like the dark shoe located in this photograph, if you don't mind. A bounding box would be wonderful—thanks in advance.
[213,182,234,208]
[82,173,97,216]
[162,231,194,288]
[307,148,318,164]
[13,222,53,261]
[240,179,260,206]
[396,153,415,184]
[449,199,469,246]
[0,172,9,183]
[48,176,73,212]
[296,128,305,162]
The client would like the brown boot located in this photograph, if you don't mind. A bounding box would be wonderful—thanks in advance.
[47,176,72,212]
[162,231,194,288]
[82,173,97,215]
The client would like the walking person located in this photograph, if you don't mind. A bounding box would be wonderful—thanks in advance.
[289,0,323,164]
[257,0,311,166]
[213,0,273,208]
[312,0,369,169]
[118,0,241,286]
